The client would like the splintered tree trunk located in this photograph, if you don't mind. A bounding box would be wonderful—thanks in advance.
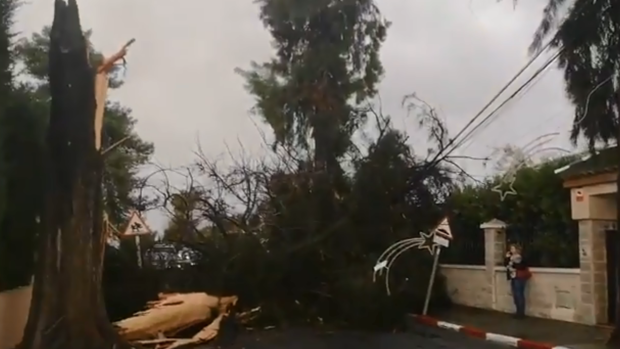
[20,1,129,349]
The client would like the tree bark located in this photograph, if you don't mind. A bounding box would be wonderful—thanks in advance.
[19,1,130,348]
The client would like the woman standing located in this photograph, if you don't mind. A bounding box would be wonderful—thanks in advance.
[505,244,531,318]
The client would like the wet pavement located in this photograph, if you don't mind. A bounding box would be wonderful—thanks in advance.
[207,326,505,349]
[429,306,612,348]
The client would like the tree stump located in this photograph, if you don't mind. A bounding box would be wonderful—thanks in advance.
[19,1,131,348]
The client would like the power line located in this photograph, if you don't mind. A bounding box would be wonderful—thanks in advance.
[451,49,562,154]
[428,0,595,165]
[425,40,553,167]
[458,57,556,154]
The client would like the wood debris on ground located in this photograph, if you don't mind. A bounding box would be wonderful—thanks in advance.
[114,292,260,349]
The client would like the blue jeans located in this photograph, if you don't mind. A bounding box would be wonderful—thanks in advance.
[510,278,527,316]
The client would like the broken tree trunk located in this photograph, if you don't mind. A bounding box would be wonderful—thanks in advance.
[115,293,239,349]
[115,293,237,339]
[19,1,131,349]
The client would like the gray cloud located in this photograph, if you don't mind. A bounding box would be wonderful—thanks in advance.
[15,0,575,229]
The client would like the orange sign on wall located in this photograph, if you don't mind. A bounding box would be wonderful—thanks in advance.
[575,189,584,202]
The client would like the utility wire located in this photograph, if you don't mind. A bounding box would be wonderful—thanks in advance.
[428,0,595,166]
[425,39,553,167]
[458,57,556,154]
[451,49,563,153]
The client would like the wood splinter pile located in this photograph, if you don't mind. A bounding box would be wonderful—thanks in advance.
[114,292,259,349]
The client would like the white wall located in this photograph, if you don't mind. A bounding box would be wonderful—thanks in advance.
[441,264,581,323]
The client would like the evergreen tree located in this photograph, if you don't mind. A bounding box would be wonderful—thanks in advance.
[239,0,388,168]
[14,26,155,225]
[0,0,15,289]
[0,0,46,291]
[0,0,15,270]
[0,0,13,96]
[526,0,619,343]
[237,0,389,256]
[528,0,619,147]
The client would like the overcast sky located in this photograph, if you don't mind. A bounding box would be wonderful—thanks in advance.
[15,0,576,230]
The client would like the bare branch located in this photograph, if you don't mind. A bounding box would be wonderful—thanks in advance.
[102,135,130,155]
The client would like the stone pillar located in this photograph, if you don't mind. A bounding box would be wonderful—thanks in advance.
[481,219,507,310]
[577,219,612,325]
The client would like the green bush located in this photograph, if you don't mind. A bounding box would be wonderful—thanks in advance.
[447,157,578,268]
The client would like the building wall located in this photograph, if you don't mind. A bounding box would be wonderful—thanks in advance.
[569,183,616,221]
[441,265,581,323]
[0,285,32,349]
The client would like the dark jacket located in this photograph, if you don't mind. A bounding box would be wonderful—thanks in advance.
[504,253,528,280]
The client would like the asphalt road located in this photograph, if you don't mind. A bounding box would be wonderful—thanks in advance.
[208,325,506,349]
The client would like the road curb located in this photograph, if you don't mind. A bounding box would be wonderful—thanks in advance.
[409,314,572,349]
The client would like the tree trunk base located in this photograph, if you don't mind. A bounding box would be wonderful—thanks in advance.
[21,253,128,349]
[20,308,133,349]
[20,326,132,349]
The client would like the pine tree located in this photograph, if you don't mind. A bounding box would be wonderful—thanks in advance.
[527,0,619,344]
[0,0,16,290]
[239,0,388,168]
[0,0,46,292]
[237,0,389,247]
[0,0,13,95]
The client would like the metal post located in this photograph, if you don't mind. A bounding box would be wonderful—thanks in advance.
[423,246,442,315]
[135,235,143,268]
[615,86,620,331]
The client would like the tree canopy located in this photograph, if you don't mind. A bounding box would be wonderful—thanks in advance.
[238,0,388,169]
[529,0,619,147]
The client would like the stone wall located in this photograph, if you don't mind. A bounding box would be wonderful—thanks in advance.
[441,265,491,308]
[438,218,594,324]
[577,219,614,324]
[0,285,32,349]
[440,265,580,322]
[494,267,580,322]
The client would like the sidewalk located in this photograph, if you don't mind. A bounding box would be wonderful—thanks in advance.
[409,306,612,349]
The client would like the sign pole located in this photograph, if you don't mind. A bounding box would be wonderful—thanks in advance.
[373,217,452,303]
[423,246,441,315]
[123,210,151,269]
[423,226,451,316]
[135,235,143,268]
